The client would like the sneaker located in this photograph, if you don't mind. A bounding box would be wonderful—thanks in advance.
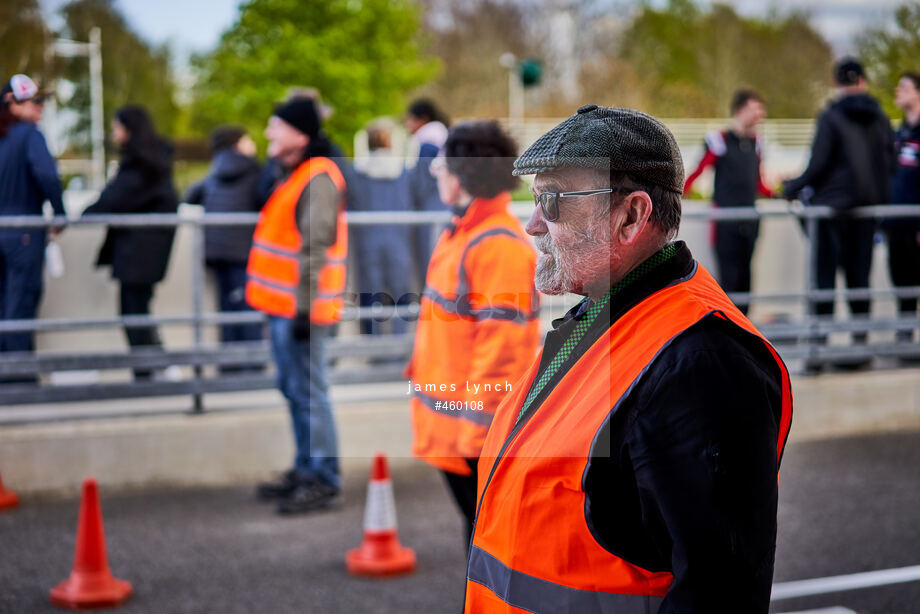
[276,479,342,515]
[154,365,183,382]
[256,469,298,501]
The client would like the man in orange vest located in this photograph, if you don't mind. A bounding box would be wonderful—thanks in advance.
[465,106,793,612]
[247,98,348,515]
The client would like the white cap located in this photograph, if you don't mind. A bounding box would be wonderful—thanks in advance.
[5,74,43,102]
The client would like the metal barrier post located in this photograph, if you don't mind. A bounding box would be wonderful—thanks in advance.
[190,218,205,413]
[804,211,820,368]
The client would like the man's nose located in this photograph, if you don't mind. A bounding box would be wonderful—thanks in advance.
[525,204,547,236]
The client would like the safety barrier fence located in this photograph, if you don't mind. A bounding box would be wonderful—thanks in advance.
[0,202,918,417]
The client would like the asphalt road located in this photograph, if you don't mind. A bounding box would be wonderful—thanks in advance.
[2,430,919,614]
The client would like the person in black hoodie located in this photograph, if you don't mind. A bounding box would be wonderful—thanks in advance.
[83,105,178,380]
[185,126,264,357]
[783,58,896,365]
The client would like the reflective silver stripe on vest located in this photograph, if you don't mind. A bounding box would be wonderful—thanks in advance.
[246,272,297,292]
[423,287,537,323]
[454,227,541,322]
[467,545,664,614]
[412,389,493,427]
[252,240,298,258]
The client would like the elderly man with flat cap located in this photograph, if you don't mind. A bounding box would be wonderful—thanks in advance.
[464,105,793,613]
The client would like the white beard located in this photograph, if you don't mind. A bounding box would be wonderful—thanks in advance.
[533,217,611,296]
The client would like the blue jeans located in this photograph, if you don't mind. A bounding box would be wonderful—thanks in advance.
[269,317,339,488]
[0,231,45,353]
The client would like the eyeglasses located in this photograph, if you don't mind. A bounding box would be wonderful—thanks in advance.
[533,187,635,222]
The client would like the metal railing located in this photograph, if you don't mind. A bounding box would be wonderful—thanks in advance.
[0,201,918,415]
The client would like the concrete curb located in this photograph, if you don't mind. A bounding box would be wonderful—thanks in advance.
[1,368,918,498]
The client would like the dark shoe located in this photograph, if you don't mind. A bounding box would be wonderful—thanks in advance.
[256,469,298,500]
[830,357,872,372]
[897,353,920,366]
[276,479,342,515]
[802,359,824,376]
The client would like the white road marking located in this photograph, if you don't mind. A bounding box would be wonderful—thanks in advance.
[772,564,920,600]
[777,608,857,614]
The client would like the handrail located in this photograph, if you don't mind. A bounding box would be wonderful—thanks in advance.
[0,200,918,413]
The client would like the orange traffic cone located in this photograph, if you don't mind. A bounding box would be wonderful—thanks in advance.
[0,472,18,510]
[346,453,417,576]
[49,479,132,610]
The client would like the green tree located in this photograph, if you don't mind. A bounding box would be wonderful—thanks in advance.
[190,0,437,154]
[416,0,536,120]
[859,3,920,116]
[60,0,178,149]
[0,0,52,80]
[619,0,832,118]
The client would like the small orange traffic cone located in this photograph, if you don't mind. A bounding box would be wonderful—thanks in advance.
[346,453,416,576]
[0,472,18,510]
[50,479,132,610]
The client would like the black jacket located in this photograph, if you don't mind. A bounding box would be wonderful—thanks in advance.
[524,243,785,612]
[184,149,262,263]
[84,141,178,284]
[784,93,895,209]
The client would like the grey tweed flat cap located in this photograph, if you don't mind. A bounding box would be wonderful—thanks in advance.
[512,104,685,194]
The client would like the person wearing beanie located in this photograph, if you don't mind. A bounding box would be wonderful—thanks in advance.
[184,126,263,365]
[0,74,65,372]
[247,97,348,514]
[463,105,792,613]
[783,57,895,371]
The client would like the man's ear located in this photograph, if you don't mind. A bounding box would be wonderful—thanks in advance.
[616,191,654,245]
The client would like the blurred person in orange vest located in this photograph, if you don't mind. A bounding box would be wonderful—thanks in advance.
[464,106,792,613]
[407,121,540,545]
[247,98,348,515]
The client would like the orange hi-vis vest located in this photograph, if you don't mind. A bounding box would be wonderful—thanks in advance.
[407,193,541,476]
[464,262,793,613]
[246,156,347,324]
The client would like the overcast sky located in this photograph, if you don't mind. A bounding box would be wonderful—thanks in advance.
[42,0,903,62]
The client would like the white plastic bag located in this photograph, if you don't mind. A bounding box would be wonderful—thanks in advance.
[45,241,65,278]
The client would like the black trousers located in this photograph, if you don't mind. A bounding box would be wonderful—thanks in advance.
[441,458,479,548]
[714,221,759,315]
[814,218,875,327]
[886,222,920,316]
[120,282,163,378]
